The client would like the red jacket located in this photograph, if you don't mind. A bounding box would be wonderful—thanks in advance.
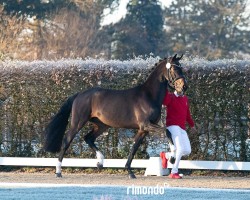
[162,91,194,130]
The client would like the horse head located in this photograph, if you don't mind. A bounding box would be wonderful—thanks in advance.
[161,54,188,93]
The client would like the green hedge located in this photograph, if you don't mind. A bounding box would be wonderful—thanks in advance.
[0,57,249,161]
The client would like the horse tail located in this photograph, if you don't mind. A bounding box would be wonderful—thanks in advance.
[44,93,78,153]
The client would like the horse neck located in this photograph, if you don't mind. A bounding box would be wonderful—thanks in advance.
[143,67,168,104]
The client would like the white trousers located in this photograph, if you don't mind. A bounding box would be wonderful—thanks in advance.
[167,125,191,174]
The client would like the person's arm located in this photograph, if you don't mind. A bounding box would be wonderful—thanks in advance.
[186,99,197,134]
[186,100,195,128]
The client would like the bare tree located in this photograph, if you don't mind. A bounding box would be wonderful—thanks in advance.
[0,7,28,59]
[0,0,116,60]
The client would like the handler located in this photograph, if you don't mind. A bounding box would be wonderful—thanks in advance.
[160,78,196,179]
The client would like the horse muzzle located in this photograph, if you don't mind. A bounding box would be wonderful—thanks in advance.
[183,84,188,92]
[174,77,188,93]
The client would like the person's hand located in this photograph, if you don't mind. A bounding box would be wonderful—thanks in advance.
[190,126,197,134]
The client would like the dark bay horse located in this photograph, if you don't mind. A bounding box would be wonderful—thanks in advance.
[44,54,187,179]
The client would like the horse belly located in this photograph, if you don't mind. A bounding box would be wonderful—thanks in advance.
[105,108,138,128]
[94,107,139,129]
[91,90,142,129]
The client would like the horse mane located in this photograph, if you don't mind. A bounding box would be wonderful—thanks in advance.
[147,57,168,79]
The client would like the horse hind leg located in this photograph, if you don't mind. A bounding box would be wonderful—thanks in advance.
[84,120,109,169]
[56,117,88,178]
[56,127,78,177]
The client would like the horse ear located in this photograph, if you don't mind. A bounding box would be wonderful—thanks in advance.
[178,54,183,60]
[173,54,177,60]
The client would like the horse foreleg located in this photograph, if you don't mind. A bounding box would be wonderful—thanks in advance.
[125,131,147,179]
[166,129,176,164]
[165,129,173,145]
[145,123,176,164]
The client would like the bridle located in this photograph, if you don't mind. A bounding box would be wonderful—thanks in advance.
[165,61,185,89]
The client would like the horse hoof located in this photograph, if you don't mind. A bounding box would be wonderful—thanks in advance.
[170,156,176,164]
[97,162,103,170]
[55,173,62,178]
[129,173,136,179]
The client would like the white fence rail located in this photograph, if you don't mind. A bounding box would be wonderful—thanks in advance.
[0,157,250,171]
